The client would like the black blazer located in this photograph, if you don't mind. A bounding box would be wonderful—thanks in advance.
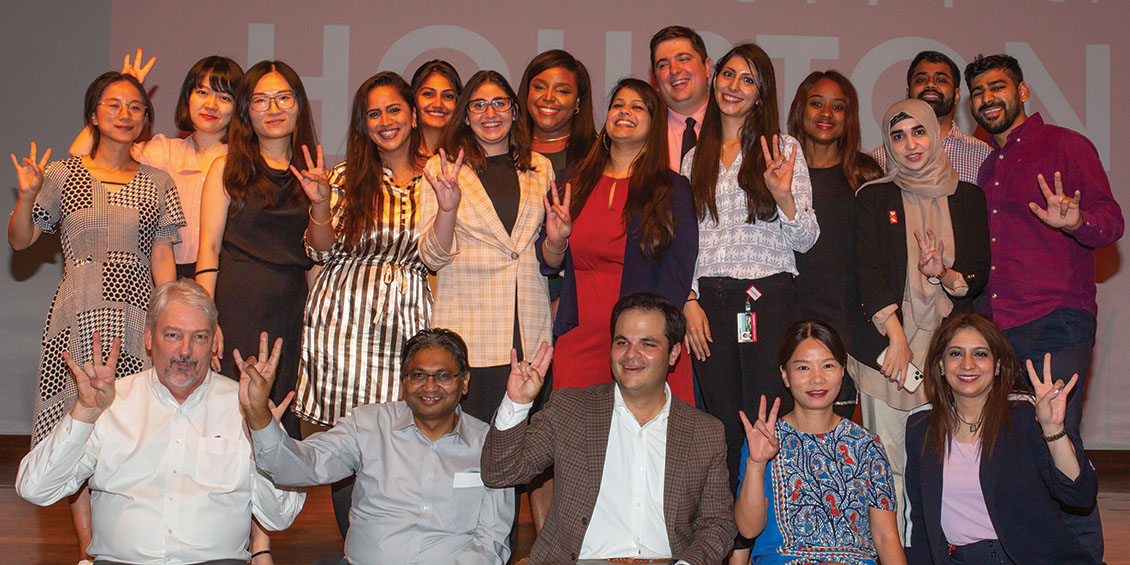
[905,402,1099,564]
[854,181,990,369]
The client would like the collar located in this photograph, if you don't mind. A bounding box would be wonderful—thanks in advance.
[169,133,226,175]
[148,367,212,408]
[990,112,1043,150]
[667,104,708,129]
[613,382,673,427]
[392,402,470,445]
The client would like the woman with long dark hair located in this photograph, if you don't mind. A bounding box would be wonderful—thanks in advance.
[417,70,553,423]
[680,43,818,495]
[196,60,317,438]
[905,313,1097,563]
[539,77,697,402]
[785,70,883,418]
[517,49,596,177]
[411,60,463,157]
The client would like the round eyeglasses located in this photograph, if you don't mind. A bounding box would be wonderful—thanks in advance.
[467,98,513,114]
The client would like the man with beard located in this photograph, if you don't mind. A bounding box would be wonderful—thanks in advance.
[968,53,1123,564]
[17,280,304,564]
[651,25,713,170]
[243,328,514,565]
[872,50,991,183]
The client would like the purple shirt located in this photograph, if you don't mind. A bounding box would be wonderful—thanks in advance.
[977,113,1123,329]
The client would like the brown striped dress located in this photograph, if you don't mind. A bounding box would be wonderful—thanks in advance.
[294,164,431,425]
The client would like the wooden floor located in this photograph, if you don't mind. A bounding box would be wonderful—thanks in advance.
[1,436,1126,564]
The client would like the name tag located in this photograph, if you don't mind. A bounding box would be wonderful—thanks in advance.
[453,472,484,488]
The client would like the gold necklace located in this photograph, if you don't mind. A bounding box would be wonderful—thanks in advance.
[534,132,571,144]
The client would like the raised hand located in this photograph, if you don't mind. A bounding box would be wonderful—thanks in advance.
[739,395,780,464]
[683,298,712,361]
[122,48,156,84]
[423,148,465,213]
[210,324,224,372]
[235,331,284,430]
[1030,172,1082,231]
[760,135,798,210]
[913,228,946,279]
[289,144,332,204]
[11,142,51,200]
[1026,353,1078,435]
[64,332,121,424]
[543,180,573,245]
[505,341,552,405]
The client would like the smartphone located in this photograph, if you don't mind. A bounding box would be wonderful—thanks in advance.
[876,349,924,393]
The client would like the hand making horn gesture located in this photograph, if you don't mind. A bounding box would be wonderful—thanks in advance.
[739,395,781,464]
[235,331,285,431]
[121,47,157,84]
[63,332,121,424]
[423,147,465,213]
[913,228,946,279]
[760,134,798,213]
[1030,171,1083,231]
[505,342,553,405]
[11,142,52,201]
[1026,352,1078,436]
[290,144,332,204]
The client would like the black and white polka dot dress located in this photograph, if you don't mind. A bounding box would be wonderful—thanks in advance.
[29,156,184,445]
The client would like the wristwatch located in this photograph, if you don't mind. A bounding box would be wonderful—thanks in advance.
[927,267,948,285]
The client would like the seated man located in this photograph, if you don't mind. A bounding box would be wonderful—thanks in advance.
[242,328,514,565]
[17,279,304,564]
[483,292,736,563]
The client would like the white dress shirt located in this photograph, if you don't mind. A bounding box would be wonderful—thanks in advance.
[16,369,304,564]
[497,385,689,562]
[251,401,514,565]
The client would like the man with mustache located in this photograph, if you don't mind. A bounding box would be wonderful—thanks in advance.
[16,279,304,564]
[651,26,713,170]
[242,328,515,565]
[872,50,991,183]
[481,292,736,563]
[968,53,1123,564]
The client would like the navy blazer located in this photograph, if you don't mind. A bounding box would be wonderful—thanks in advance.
[537,170,698,337]
[905,402,1098,564]
[854,181,990,370]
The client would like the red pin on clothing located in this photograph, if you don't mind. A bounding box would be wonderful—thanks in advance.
[888,210,898,224]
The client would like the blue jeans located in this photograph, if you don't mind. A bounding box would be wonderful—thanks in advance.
[1003,308,1104,563]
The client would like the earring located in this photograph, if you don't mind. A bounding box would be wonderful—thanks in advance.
[601,132,611,151]
[573,106,580,115]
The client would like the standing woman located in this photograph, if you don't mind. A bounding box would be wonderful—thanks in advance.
[70,52,243,280]
[411,60,463,157]
[854,98,989,540]
[196,61,317,437]
[517,49,596,177]
[9,71,183,557]
[540,78,697,402]
[680,43,818,493]
[785,70,883,418]
[418,70,553,423]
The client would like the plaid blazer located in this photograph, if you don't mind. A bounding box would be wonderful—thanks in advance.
[418,153,553,367]
[482,383,736,564]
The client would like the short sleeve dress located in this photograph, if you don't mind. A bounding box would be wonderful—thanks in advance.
[30,156,184,444]
[294,164,431,425]
[738,418,895,565]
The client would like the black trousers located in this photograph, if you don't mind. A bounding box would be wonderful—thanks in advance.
[693,275,798,496]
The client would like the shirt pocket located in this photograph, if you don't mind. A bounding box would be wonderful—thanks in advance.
[195,437,251,492]
[448,473,486,532]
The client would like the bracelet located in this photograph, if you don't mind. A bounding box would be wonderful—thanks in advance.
[251,549,271,559]
[686,297,698,303]
[194,268,218,276]
[544,238,569,255]
[309,192,330,204]
[1042,429,1067,443]
[308,206,332,226]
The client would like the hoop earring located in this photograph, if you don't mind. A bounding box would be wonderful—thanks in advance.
[601,132,611,151]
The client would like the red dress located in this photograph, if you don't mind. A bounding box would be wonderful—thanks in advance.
[552,175,694,402]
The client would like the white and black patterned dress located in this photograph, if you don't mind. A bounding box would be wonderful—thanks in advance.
[294,165,431,425]
[30,157,184,444]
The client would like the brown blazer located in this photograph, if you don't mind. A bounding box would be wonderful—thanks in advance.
[482,383,736,564]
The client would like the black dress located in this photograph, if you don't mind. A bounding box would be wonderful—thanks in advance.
[216,167,313,437]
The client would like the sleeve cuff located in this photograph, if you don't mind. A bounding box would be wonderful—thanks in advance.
[61,416,94,445]
[250,418,288,452]
[494,395,533,431]
[943,271,970,297]
[871,304,899,335]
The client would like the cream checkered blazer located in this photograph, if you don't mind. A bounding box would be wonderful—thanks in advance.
[418,152,553,367]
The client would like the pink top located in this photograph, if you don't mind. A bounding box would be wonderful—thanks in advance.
[667,105,706,172]
[134,134,227,264]
[940,437,999,545]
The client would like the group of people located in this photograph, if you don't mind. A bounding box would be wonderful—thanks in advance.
[7,21,1122,565]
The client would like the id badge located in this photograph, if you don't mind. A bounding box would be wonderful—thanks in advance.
[737,311,757,343]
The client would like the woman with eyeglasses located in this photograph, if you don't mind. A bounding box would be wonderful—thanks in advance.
[69,50,243,282]
[679,43,818,501]
[196,60,317,438]
[8,70,184,560]
[418,70,553,423]
[539,77,697,401]
[411,60,463,157]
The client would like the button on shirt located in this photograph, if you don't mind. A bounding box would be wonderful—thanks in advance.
[871,122,992,184]
[16,369,304,564]
[976,113,1124,329]
[497,385,685,562]
[251,401,514,565]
